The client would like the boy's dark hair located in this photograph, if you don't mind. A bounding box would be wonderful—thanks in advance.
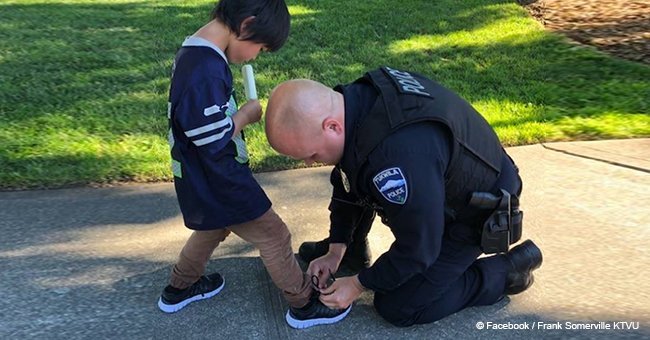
[212,0,290,52]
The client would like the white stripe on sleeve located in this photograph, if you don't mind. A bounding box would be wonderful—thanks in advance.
[203,104,221,116]
[184,116,232,137]
[193,124,233,146]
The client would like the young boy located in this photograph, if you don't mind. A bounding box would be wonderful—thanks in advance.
[160,0,351,329]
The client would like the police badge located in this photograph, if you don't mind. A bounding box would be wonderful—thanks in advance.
[373,167,408,204]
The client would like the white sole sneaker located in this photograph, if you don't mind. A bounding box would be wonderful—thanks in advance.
[157,278,225,313]
[285,304,352,329]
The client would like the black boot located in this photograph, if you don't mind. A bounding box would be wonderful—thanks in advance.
[300,208,375,273]
[298,237,371,273]
[505,240,543,295]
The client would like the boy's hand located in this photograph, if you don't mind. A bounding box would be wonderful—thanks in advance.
[231,100,262,137]
[238,99,263,125]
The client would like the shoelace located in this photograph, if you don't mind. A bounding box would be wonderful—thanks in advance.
[311,269,336,294]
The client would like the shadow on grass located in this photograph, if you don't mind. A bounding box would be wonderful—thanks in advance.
[0,148,169,190]
[0,0,648,188]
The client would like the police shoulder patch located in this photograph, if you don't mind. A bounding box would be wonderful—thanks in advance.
[373,167,408,205]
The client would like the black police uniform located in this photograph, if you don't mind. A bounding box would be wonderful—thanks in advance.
[328,67,523,326]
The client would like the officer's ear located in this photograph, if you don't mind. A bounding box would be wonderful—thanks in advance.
[322,117,343,136]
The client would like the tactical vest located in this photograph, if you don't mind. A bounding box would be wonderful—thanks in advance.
[348,67,505,213]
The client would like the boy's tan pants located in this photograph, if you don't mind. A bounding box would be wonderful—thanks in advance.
[169,208,312,308]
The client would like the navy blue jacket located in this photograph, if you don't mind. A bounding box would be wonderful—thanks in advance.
[167,37,270,230]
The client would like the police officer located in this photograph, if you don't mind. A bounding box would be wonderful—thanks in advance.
[264,67,543,326]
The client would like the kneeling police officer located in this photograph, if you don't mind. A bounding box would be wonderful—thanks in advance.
[265,67,543,326]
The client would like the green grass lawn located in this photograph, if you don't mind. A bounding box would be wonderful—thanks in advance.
[1,0,648,190]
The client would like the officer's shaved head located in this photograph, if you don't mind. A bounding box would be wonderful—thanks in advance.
[266,79,342,155]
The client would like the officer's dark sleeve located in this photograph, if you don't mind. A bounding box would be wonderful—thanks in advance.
[357,124,451,293]
[328,167,365,245]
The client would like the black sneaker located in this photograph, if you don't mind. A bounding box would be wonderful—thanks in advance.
[299,237,371,273]
[157,272,225,313]
[285,296,352,329]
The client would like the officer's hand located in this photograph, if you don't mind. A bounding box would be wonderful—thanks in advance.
[319,275,365,309]
[307,252,342,289]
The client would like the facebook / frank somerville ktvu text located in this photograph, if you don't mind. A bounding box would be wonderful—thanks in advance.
[485,321,640,330]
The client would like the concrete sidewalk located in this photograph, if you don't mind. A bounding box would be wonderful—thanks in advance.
[1,139,648,339]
